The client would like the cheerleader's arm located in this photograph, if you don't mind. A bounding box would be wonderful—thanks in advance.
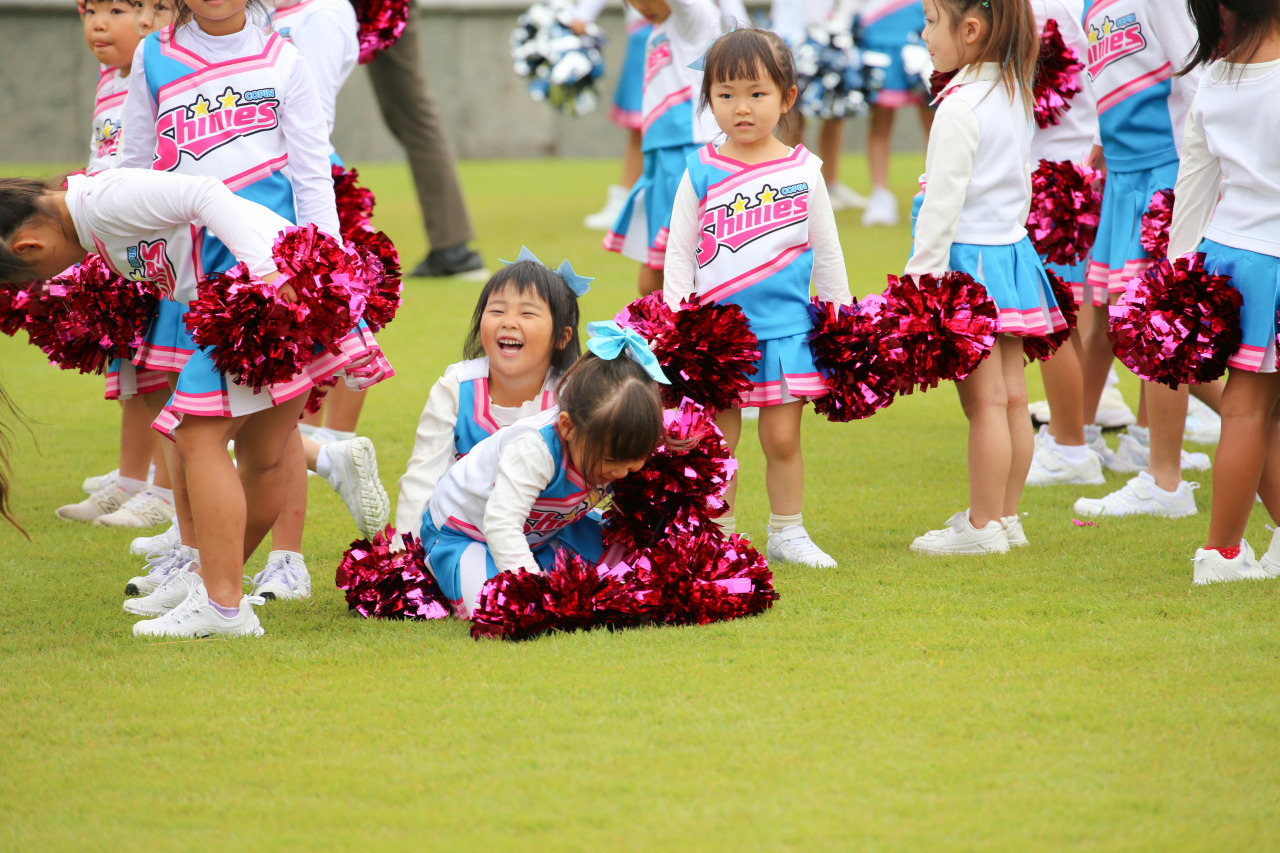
[808,179,853,306]
[279,56,342,239]
[395,372,462,540]
[484,433,558,573]
[285,4,360,134]
[1166,105,1221,258]
[118,41,158,170]
[903,98,977,277]
[662,172,701,310]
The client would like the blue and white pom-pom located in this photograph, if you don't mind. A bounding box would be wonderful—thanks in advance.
[510,0,606,117]
[899,32,934,99]
[794,23,885,121]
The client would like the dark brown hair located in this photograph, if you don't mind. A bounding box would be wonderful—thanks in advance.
[0,178,56,284]
[697,28,800,138]
[936,0,1038,112]
[1182,0,1280,73]
[462,260,582,377]
[554,352,665,490]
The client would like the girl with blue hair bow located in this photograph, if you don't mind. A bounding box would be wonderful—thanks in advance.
[420,322,671,619]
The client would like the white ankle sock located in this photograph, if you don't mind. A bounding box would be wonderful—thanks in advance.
[209,599,239,619]
[769,512,803,531]
[315,446,333,480]
[118,476,146,496]
[714,515,736,536]
[149,485,174,504]
[328,429,356,442]
[1057,443,1090,464]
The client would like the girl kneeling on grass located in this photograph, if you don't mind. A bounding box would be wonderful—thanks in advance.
[906,0,1067,555]
[395,252,587,542]
[1175,0,1280,584]
[421,327,668,619]
[0,168,388,638]
[663,28,853,568]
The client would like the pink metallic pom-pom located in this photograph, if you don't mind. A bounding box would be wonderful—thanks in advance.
[470,567,556,640]
[1,283,33,337]
[1109,252,1242,389]
[346,227,402,332]
[603,398,737,554]
[1023,270,1078,363]
[806,298,904,421]
[353,0,410,63]
[615,291,760,414]
[1027,159,1102,265]
[929,69,956,101]
[335,527,451,620]
[1139,189,1175,258]
[186,225,365,391]
[875,271,998,393]
[332,165,376,238]
[1034,19,1084,128]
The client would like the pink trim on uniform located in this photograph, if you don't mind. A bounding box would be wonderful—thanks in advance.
[741,373,827,406]
[1228,344,1266,372]
[700,144,809,207]
[1109,258,1155,294]
[1097,64,1171,114]
[701,244,810,303]
[642,87,692,135]
[157,34,285,100]
[1072,281,1109,310]
[653,226,669,250]
[995,305,1068,336]
[445,516,486,541]
[224,154,290,192]
[134,343,194,374]
[106,366,171,401]
[472,377,500,434]
[1084,0,1125,23]
[646,246,667,269]
[94,90,128,118]
[860,0,920,25]
[873,89,924,109]
[602,231,626,252]
[609,105,643,130]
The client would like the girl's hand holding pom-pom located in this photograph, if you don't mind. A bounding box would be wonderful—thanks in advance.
[806,297,904,422]
[335,527,451,620]
[1108,252,1242,389]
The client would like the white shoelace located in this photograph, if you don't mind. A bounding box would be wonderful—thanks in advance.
[143,549,185,579]
[253,557,304,591]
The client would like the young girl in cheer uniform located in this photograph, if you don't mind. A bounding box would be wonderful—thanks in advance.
[395,254,586,543]
[664,28,852,568]
[1172,0,1280,584]
[0,169,374,637]
[421,330,668,619]
[907,0,1065,555]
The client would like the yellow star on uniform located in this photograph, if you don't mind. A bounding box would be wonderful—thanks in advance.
[1087,25,1097,43]
[1101,17,1113,37]
[191,95,212,117]
[730,193,751,216]
[756,185,777,206]
[217,87,240,111]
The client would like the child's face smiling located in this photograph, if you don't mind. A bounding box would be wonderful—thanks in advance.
[479,284,560,389]
[83,0,139,69]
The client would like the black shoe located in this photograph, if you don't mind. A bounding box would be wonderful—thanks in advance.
[410,244,485,278]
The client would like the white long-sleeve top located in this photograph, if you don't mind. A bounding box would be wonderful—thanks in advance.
[118,21,339,238]
[267,0,359,149]
[1167,58,1280,259]
[66,169,288,302]
[394,360,557,538]
[642,0,722,150]
[905,63,1033,276]
[87,67,129,176]
[1029,0,1097,164]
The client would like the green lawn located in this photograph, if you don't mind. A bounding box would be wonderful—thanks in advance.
[2,157,1277,851]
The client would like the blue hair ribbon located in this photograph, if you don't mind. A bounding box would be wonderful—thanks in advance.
[585,321,670,384]
[498,245,592,297]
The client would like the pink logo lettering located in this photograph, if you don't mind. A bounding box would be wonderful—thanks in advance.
[645,37,672,86]
[126,239,178,298]
[696,183,809,267]
[1086,15,1147,78]
[153,86,280,172]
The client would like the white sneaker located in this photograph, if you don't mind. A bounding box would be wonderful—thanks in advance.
[82,468,119,495]
[827,181,869,211]
[583,184,630,230]
[1026,437,1105,487]
[250,553,312,601]
[132,581,265,639]
[1181,449,1212,470]
[1258,526,1280,576]
[326,437,390,537]
[1002,514,1028,548]
[56,483,132,522]
[1107,433,1149,472]
[1085,427,1116,468]
[765,524,837,568]
[1073,471,1199,518]
[130,521,180,557]
[1192,541,1277,585]
[94,489,175,529]
[123,562,200,616]
[1095,385,1137,428]
[1184,396,1221,445]
[910,509,1010,555]
[125,547,190,596]
[1028,399,1052,424]
[861,187,899,227]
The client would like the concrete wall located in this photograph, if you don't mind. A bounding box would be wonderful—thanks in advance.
[0,1,925,162]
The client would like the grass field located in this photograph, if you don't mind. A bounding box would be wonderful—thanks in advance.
[2,157,1279,851]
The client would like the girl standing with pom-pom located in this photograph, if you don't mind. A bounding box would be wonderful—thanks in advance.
[420,329,669,619]
[906,0,1066,554]
[1172,0,1280,584]
[0,169,370,637]
[664,28,852,568]
[395,252,587,543]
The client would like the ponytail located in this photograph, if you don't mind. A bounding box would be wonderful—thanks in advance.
[940,0,1038,113]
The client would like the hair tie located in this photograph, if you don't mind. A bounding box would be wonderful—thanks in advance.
[687,33,722,71]
[499,246,592,297]
[585,321,670,384]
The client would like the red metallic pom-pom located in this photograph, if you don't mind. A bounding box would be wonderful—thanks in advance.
[874,271,998,393]
[807,298,904,421]
[186,225,365,391]
[929,69,957,101]
[469,568,556,640]
[352,0,411,64]
[1022,270,1078,363]
[603,398,737,554]
[1139,188,1175,258]
[345,227,402,332]
[0,283,33,337]
[1027,158,1102,265]
[1109,252,1242,388]
[332,164,376,238]
[1034,19,1084,129]
[615,292,760,414]
[335,527,450,620]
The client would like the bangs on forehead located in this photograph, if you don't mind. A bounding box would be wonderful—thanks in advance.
[705,33,785,86]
